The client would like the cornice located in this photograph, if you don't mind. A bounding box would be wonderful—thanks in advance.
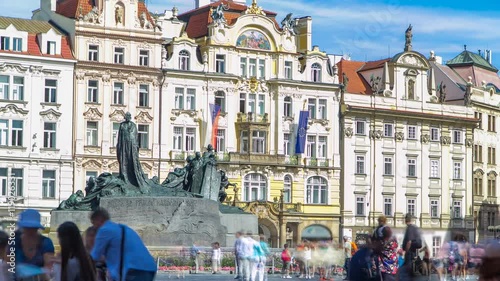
[75,30,162,44]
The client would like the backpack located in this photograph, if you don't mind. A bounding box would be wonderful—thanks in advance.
[350,241,358,256]
[409,225,423,250]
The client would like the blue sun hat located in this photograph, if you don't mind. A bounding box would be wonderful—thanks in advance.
[18,209,44,229]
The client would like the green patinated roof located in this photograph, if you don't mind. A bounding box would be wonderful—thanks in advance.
[446,50,498,72]
[0,16,62,35]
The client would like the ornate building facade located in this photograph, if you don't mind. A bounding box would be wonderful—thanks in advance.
[158,0,342,247]
[338,38,477,253]
[34,0,163,192]
[0,17,75,226]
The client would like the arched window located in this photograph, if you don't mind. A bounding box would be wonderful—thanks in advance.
[306,176,327,204]
[243,173,267,202]
[283,96,292,117]
[283,175,292,203]
[474,169,484,196]
[179,50,190,71]
[215,91,226,112]
[311,63,322,82]
[488,171,497,197]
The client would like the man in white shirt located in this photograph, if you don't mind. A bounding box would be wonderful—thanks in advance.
[241,232,255,281]
[235,232,244,280]
[343,236,352,280]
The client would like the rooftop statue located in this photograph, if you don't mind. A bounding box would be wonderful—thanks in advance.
[404,24,413,52]
[210,3,228,26]
[281,13,297,35]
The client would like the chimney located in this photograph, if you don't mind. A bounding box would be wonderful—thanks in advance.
[41,0,57,12]
[486,50,492,64]
[296,17,312,53]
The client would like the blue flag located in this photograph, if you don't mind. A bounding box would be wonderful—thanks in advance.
[295,111,309,154]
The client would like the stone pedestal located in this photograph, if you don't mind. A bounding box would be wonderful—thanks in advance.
[220,211,258,246]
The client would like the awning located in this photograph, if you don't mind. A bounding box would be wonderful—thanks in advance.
[301,225,332,240]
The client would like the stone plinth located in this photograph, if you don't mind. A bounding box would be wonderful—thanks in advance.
[220,210,258,246]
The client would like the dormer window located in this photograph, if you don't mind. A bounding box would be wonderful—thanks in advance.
[13,38,22,52]
[311,63,322,82]
[0,37,10,50]
[47,41,56,55]
[179,50,190,71]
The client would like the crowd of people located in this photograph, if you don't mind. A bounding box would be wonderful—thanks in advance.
[0,208,157,281]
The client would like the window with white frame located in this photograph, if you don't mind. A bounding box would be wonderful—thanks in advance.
[12,38,22,52]
[453,130,462,144]
[138,125,149,149]
[187,89,197,110]
[430,159,440,178]
[0,168,23,197]
[0,75,24,101]
[139,50,149,66]
[318,136,327,158]
[430,199,439,218]
[138,84,149,107]
[453,161,462,179]
[0,120,7,146]
[355,120,365,135]
[258,59,265,79]
[384,123,393,137]
[306,176,328,204]
[384,197,393,216]
[112,122,120,147]
[173,127,183,150]
[307,98,327,120]
[86,121,98,146]
[185,128,196,152]
[114,47,124,64]
[44,79,57,103]
[252,131,266,154]
[249,59,257,77]
[240,131,249,153]
[0,36,10,50]
[432,237,441,258]
[175,88,184,109]
[243,173,267,201]
[12,77,23,101]
[283,133,291,156]
[430,127,439,141]
[42,170,56,198]
[356,196,365,216]
[318,99,327,119]
[408,158,417,177]
[239,93,265,116]
[172,127,196,152]
[47,41,56,55]
[284,96,292,117]
[308,99,316,119]
[87,80,98,103]
[216,129,225,152]
[215,54,226,73]
[407,125,417,140]
[306,135,316,158]
[356,155,365,174]
[0,120,23,147]
[284,61,292,79]
[283,175,292,203]
[311,63,322,82]
[240,58,247,77]
[179,50,190,70]
[384,156,393,175]
[453,200,462,218]
[113,82,124,105]
[0,75,8,99]
[43,122,56,148]
[88,45,99,61]
[174,88,195,110]
[258,94,265,115]
[214,91,226,112]
[407,198,416,217]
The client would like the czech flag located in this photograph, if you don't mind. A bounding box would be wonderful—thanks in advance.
[210,103,221,150]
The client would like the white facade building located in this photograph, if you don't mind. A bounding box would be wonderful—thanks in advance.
[0,17,75,226]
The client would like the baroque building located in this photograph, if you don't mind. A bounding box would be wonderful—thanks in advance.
[338,32,477,254]
[34,0,163,192]
[0,16,75,227]
[158,0,342,247]
[431,48,500,241]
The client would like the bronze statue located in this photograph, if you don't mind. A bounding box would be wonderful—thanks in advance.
[405,24,413,52]
[218,171,236,203]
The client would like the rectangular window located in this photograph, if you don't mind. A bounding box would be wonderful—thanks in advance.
[185,127,196,152]
[408,158,417,177]
[384,198,392,216]
[355,120,365,135]
[318,99,327,119]
[0,168,23,197]
[216,129,225,152]
[475,112,483,130]
[306,135,316,158]
[384,156,393,175]
[138,124,149,149]
[240,131,248,153]
[11,168,23,197]
[317,136,327,159]
[240,58,247,77]
[87,80,98,103]
[488,147,496,165]
[112,122,120,147]
[430,127,439,141]
[86,121,98,146]
[430,199,439,218]
[186,89,196,110]
[488,176,496,197]
[0,36,10,50]
[283,176,292,203]
[356,155,365,174]
[114,47,124,64]
[489,115,496,132]
[474,176,483,196]
[283,133,291,156]
[308,99,316,119]
[12,38,22,52]
[239,93,246,113]
[430,159,439,178]
[258,94,265,115]
[453,130,462,144]
[215,91,226,112]
[43,122,56,148]
[475,145,483,163]
[113,82,124,105]
[44,79,57,103]
[356,197,365,216]
[11,120,22,147]
[42,170,56,198]
[384,123,393,137]
[0,168,6,196]
[47,41,56,55]
[139,50,149,66]
[453,161,462,179]
[432,237,441,258]
[407,125,417,139]
[252,131,266,154]
[13,76,24,100]
[248,94,256,114]
[175,87,184,110]
[284,61,292,79]
[173,127,183,150]
[216,54,226,73]
[453,201,462,218]
[138,84,149,107]
[258,59,265,79]
[88,45,99,61]
[0,120,8,146]
[0,75,9,99]
[407,198,416,217]
[249,59,257,77]
[284,97,292,117]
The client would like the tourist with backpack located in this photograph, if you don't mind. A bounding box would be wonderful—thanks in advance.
[400,213,425,280]
[348,240,381,281]
[281,244,292,278]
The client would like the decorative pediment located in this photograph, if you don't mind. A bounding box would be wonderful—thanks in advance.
[138,41,152,50]
[0,104,29,116]
[109,109,126,122]
[135,111,153,123]
[83,107,103,120]
[0,63,29,73]
[393,52,430,69]
[474,169,484,177]
[488,171,498,178]
[40,109,62,121]
[404,69,419,76]
[82,160,102,169]
[108,161,119,171]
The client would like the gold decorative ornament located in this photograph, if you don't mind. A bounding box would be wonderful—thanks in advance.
[249,77,259,93]
[245,0,266,16]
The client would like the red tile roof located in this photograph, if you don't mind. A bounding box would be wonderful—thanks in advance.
[56,0,93,19]
[358,58,390,72]
[137,1,155,26]
[0,34,73,60]
[337,59,372,95]
[178,0,280,39]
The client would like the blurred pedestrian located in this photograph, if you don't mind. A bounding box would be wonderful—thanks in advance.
[234,231,244,280]
[191,243,201,273]
[85,226,109,281]
[212,242,221,274]
[0,230,13,281]
[281,243,292,278]
[478,240,500,281]
[258,235,270,281]
[343,236,351,280]
[379,227,398,281]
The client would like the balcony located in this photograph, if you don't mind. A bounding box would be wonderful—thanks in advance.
[229,152,286,165]
[237,112,269,124]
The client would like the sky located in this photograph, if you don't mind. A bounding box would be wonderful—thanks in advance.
[3,0,500,67]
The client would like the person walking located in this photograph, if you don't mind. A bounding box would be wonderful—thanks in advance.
[235,231,244,280]
[191,243,201,274]
[303,244,312,279]
[281,244,292,279]
[90,207,157,281]
[241,232,255,281]
[258,235,270,281]
[85,226,109,281]
[378,226,398,281]
[399,213,424,281]
[212,242,221,274]
[0,230,13,281]
[248,234,263,281]
[343,236,352,280]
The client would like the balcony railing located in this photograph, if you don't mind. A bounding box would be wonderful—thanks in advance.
[237,112,269,123]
